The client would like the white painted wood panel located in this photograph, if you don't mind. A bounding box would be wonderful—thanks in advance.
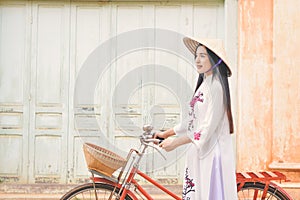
[0,2,29,183]
[28,2,69,183]
[0,136,22,176]
[69,3,103,181]
[0,5,26,104]
[36,6,64,105]
[34,136,62,175]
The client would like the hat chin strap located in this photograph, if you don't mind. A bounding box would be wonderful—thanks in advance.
[204,59,222,74]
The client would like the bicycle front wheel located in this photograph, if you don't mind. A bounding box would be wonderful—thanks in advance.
[237,182,291,200]
[60,182,133,200]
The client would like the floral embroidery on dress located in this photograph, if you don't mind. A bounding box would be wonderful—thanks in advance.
[182,167,196,200]
[188,91,204,132]
[194,131,201,140]
[190,91,204,108]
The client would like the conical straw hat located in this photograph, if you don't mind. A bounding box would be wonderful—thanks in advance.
[183,37,232,77]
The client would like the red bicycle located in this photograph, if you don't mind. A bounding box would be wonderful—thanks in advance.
[61,125,293,200]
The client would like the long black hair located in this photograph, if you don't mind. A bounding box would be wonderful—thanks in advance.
[194,44,234,133]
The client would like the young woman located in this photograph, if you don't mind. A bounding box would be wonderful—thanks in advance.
[155,37,237,199]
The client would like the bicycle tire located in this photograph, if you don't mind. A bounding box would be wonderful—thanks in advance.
[237,182,292,200]
[60,182,133,200]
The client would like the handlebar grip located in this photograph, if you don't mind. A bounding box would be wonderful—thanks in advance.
[157,136,165,144]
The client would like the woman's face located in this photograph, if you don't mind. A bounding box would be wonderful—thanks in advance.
[195,45,212,75]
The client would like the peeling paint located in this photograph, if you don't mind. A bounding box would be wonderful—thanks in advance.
[238,0,300,196]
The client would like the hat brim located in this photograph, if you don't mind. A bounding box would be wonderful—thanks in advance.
[183,37,232,77]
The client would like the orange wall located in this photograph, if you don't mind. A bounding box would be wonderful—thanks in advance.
[238,0,274,171]
[272,0,300,167]
[238,0,300,197]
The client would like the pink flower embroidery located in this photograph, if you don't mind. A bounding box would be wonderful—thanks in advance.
[188,91,204,132]
[190,92,204,108]
[194,131,201,140]
[183,168,196,199]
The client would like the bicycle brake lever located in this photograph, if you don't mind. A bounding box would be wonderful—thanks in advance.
[140,139,166,160]
[152,144,167,160]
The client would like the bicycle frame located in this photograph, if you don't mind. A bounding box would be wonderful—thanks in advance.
[92,165,181,200]
[124,167,181,200]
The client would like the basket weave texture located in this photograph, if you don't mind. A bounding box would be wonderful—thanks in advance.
[83,143,126,177]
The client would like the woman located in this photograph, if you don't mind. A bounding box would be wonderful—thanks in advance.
[155,37,237,199]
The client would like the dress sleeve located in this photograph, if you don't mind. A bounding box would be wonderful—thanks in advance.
[173,118,189,135]
[187,82,225,146]
[172,98,191,135]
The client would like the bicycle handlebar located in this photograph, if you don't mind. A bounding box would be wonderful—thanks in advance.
[140,125,167,160]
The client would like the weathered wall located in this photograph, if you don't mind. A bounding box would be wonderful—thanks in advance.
[272,0,300,168]
[238,0,273,171]
[272,0,300,197]
[238,0,300,197]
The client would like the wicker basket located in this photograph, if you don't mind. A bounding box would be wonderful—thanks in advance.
[83,143,126,177]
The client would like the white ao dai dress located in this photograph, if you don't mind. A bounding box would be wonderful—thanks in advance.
[174,75,237,200]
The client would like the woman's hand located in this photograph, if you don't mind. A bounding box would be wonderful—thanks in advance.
[153,131,166,145]
[159,136,192,152]
[154,128,175,139]
[154,131,167,139]
[159,138,176,152]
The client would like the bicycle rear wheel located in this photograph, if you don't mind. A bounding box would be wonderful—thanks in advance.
[60,182,133,200]
[237,182,291,200]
